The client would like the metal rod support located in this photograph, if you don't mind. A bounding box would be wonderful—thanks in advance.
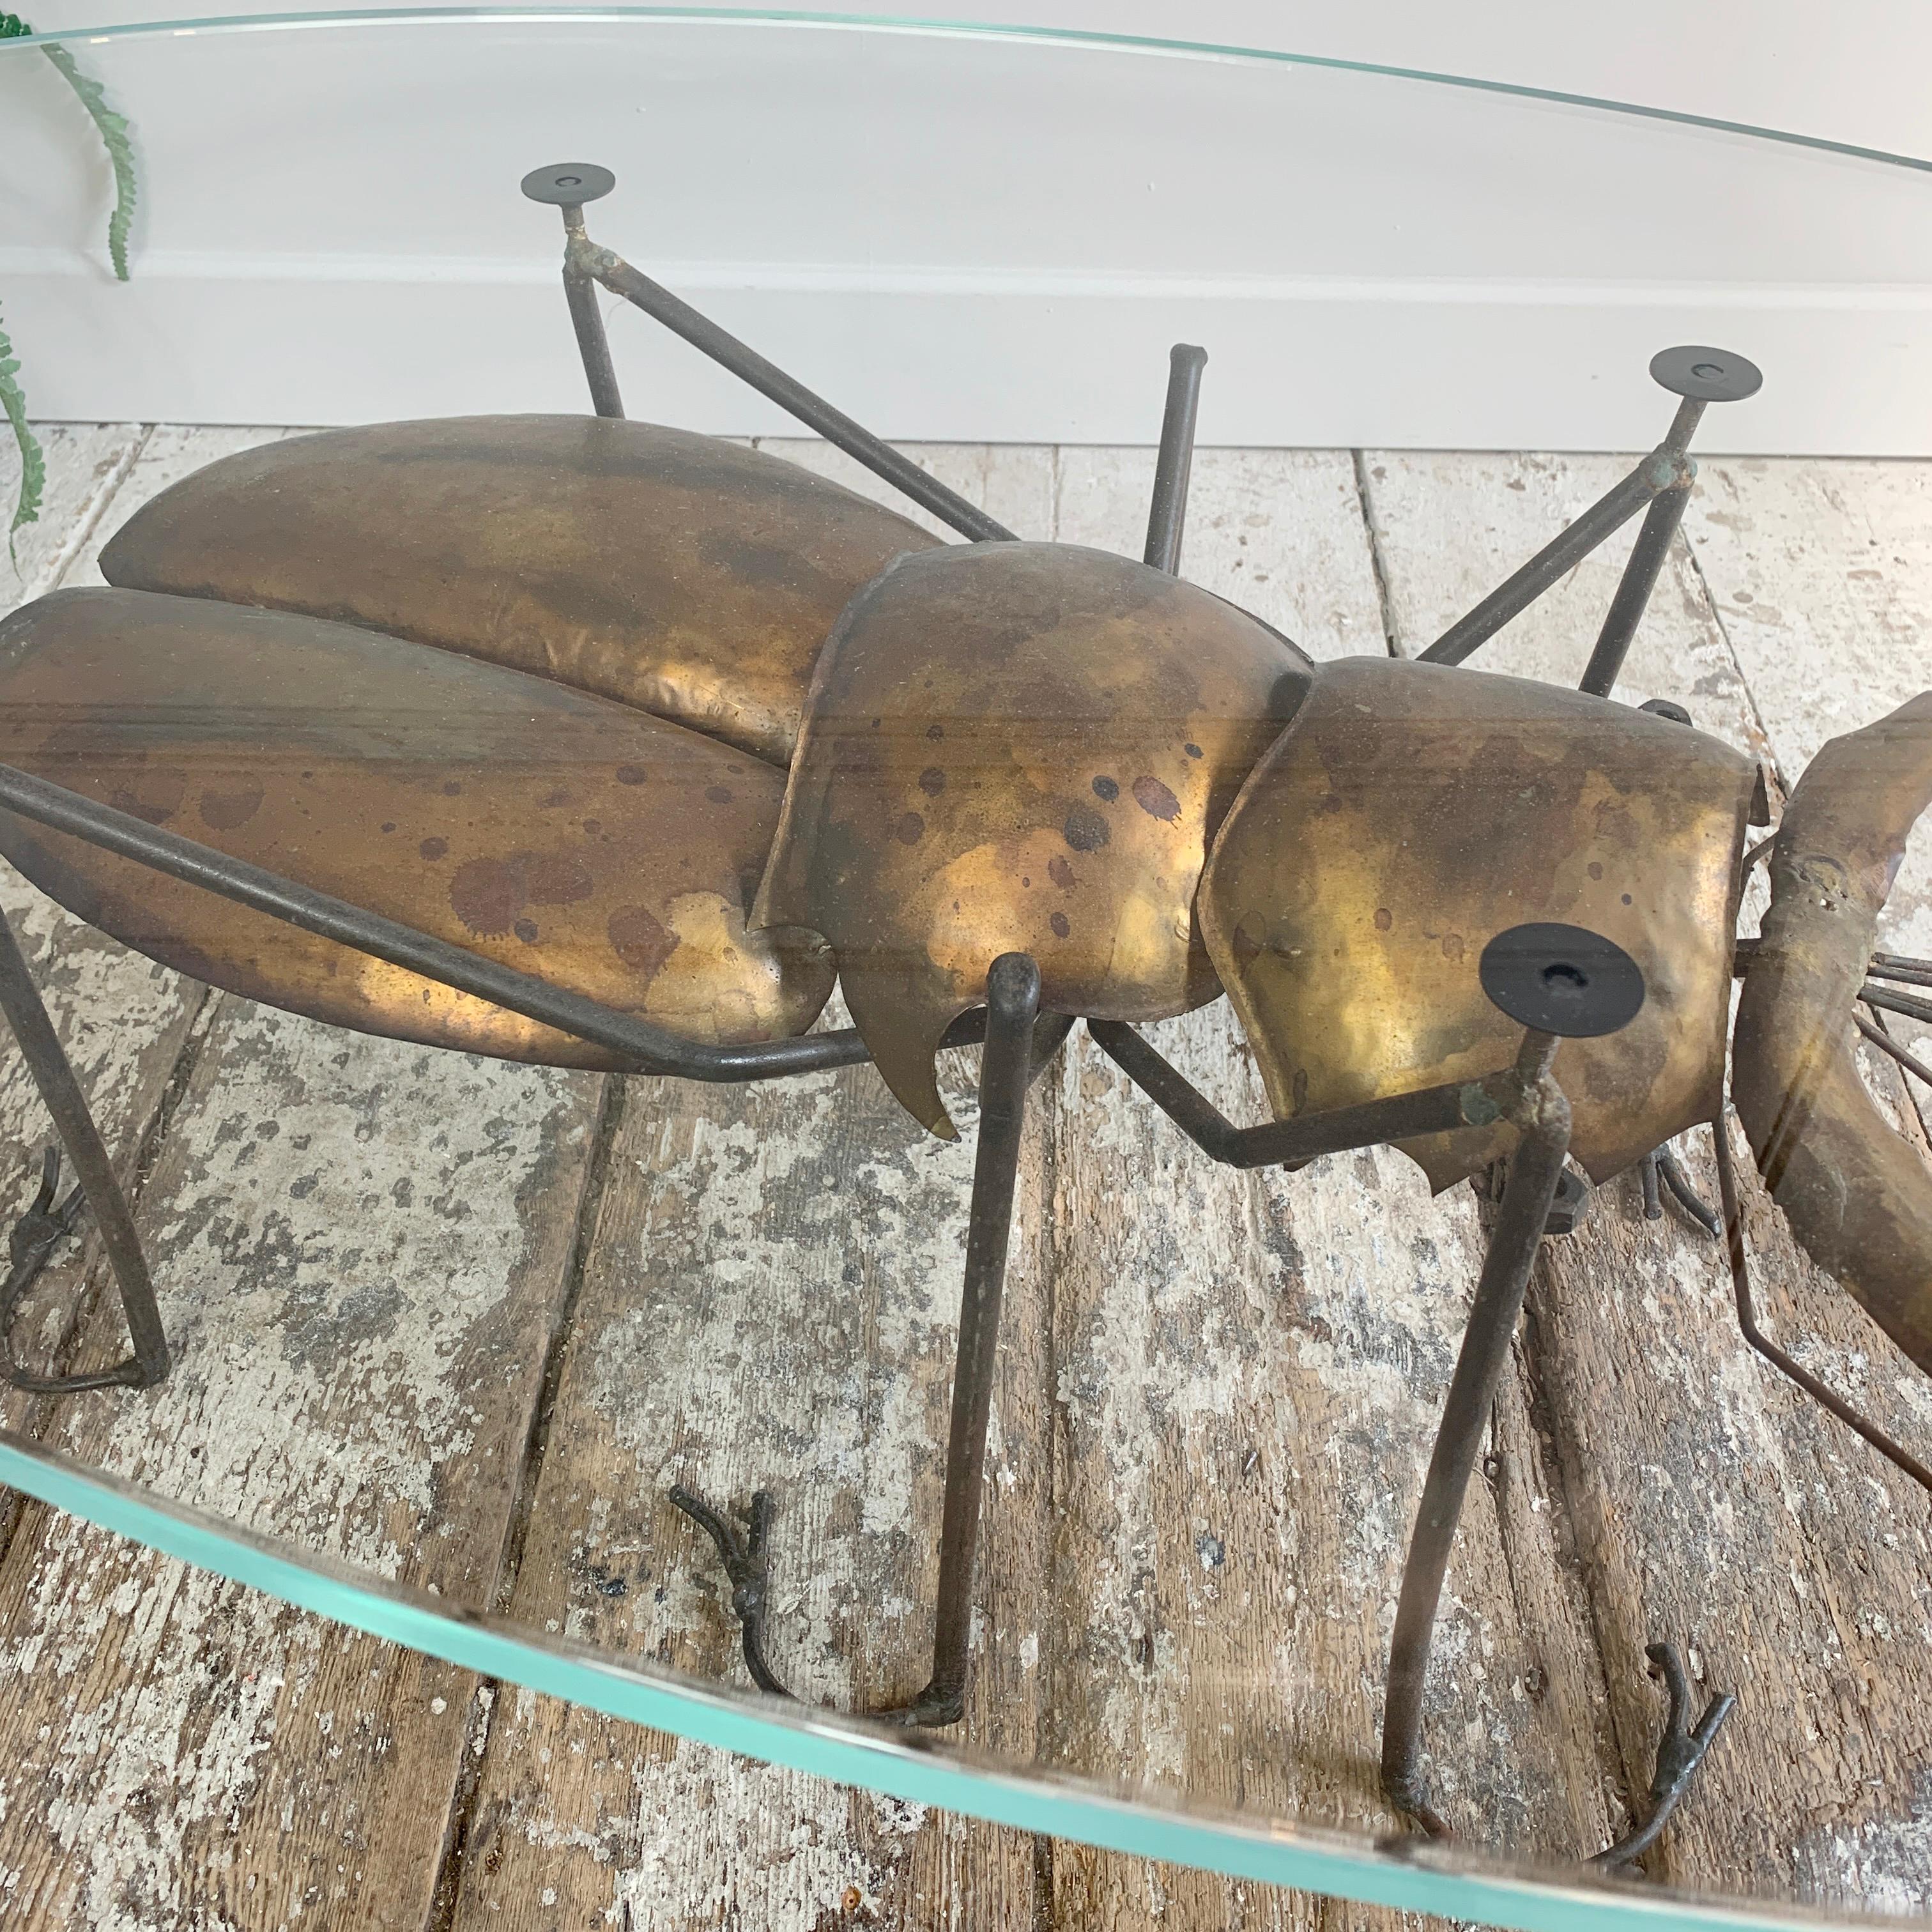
[1577,478,1692,698]
[670,953,1040,1725]
[560,208,625,418]
[1864,983,1932,1027]
[1856,1010,1932,1088]
[1144,344,1206,575]
[914,951,1040,1721]
[1381,1069,1572,1830]
[576,238,1015,545]
[0,908,168,1388]
[1085,1018,1482,1169]
[1418,453,1687,667]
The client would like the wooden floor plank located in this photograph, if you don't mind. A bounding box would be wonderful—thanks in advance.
[1683,458,1932,1083]
[1360,451,1932,1910]
[0,427,298,1427]
[0,1002,601,1928]
[1040,452,1616,1932]
[448,447,1057,1932]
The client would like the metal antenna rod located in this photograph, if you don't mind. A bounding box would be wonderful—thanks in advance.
[1144,344,1207,575]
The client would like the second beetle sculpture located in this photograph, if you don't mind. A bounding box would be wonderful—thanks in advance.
[0,161,1925,1866]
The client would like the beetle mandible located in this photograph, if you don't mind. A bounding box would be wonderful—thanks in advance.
[0,163,1924,1865]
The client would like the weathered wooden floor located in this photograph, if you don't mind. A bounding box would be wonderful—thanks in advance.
[0,424,1924,1931]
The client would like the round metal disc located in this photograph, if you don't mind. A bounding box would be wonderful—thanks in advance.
[1478,923,1647,1038]
[1649,345,1764,404]
[520,162,617,207]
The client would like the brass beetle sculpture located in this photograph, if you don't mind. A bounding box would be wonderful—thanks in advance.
[0,163,1925,1866]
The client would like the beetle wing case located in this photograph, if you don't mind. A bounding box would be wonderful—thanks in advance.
[0,588,834,1065]
[96,415,940,768]
[1200,658,1759,1188]
[755,542,1313,1137]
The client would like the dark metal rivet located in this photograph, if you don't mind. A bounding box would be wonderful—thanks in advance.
[521,162,617,206]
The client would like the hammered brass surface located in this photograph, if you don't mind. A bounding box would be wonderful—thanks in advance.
[1199,659,1759,1188]
[755,542,1312,1136]
[0,588,832,1064]
[97,415,942,765]
[1733,691,1932,1376]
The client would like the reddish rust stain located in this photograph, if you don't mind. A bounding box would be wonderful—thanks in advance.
[514,917,540,944]
[1588,861,1604,880]
[519,853,594,906]
[609,904,680,979]
[918,767,947,797]
[199,779,264,831]
[109,769,187,827]
[894,811,926,845]
[1050,911,1071,939]
[1374,907,1393,931]
[449,857,526,937]
[419,836,449,862]
[1048,855,1076,891]
[1131,776,1181,822]
[617,765,647,786]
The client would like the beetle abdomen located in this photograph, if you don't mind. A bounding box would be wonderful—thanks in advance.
[756,542,1313,1137]
[0,588,832,1065]
[97,415,941,766]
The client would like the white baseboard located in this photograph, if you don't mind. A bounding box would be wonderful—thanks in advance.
[9,255,1932,453]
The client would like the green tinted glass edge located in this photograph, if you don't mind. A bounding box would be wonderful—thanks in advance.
[4,6,1929,176]
[0,1431,1856,1932]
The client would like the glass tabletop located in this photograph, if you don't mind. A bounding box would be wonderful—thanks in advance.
[0,13,1929,1931]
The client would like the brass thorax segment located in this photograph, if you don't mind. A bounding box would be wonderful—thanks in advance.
[755,542,1314,1136]
[1200,658,1760,1188]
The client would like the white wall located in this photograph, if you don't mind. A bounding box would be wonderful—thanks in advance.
[5,3,1931,450]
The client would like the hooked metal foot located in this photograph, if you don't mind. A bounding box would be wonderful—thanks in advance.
[668,1483,965,1726]
[1593,1642,1736,1869]
[6,1147,88,1292]
[1632,1144,1720,1238]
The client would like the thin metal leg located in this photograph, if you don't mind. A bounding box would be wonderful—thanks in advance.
[1381,1045,1569,1832]
[562,211,625,420]
[1144,344,1206,576]
[1576,480,1691,698]
[672,951,1041,1724]
[0,908,167,1392]
[1418,455,1683,667]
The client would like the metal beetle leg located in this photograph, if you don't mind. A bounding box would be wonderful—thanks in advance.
[670,952,1042,1726]
[1593,1643,1736,1869]
[0,905,169,1394]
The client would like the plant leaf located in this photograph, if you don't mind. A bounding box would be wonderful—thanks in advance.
[3,14,138,279]
[0,306,46,569]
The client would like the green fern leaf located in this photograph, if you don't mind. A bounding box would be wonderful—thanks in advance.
[0,307,46,569]
[3,14,137,279]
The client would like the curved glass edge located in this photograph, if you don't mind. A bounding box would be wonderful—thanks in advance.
[0,1430,1872,1932]
[3,6,1929,179]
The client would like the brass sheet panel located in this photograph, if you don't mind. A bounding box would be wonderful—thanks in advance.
[98,415,941,765]
[1199,658,1758,1187]
[755,543,1312,1135]
[1733,691,1932,1376]
[0,588,831,1066]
